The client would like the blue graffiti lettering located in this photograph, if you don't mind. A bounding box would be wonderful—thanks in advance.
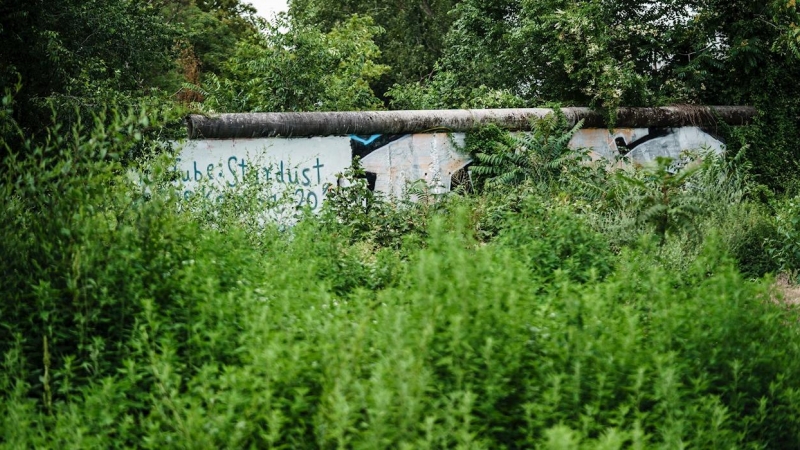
[349,134,382,146]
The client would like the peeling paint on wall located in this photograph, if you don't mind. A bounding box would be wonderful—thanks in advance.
[178,126,725,205]
[571,127,724,162]
[353,133,469,197]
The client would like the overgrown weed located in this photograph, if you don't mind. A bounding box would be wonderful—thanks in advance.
[3,101,800,448]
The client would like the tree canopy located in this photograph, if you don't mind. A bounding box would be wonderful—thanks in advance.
[0,0,176,123]
[288,0,458,95]
[389,0,800,109]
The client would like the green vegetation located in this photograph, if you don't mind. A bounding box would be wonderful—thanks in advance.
[3,0,800,447]
[287,0,457,97]
[2,98,800,447]
[195,14,389,113]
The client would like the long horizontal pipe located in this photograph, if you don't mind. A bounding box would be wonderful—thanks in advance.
[186,106,757,139]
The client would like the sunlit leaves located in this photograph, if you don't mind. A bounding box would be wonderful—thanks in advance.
[194,15,389,112]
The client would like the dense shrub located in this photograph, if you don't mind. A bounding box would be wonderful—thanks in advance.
[3,103,800,448]
[766,194,800,278]
[495,198,614,285]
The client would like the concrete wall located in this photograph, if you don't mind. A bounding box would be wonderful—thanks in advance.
[177,127,724,210]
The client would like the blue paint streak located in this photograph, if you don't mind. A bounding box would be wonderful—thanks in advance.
[349,134,382,145]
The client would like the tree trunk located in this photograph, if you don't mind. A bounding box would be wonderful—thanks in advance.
[186,106,757,139]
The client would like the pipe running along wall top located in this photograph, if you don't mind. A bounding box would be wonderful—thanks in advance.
[186,106,757,139]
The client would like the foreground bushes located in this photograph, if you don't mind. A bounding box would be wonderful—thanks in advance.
[3,111,800,448]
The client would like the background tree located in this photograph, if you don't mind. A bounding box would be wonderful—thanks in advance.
[0,0,176,130]
[193,15,389,112]
[0,0,262,137]
[388,0,800,190]
[681,0,800,190]
[153,0,260,93]
[288,0,458,99]
[391,0,798,106]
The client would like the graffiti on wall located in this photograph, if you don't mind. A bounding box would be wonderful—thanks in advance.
[350,133,469,197]
[178,126,724,205]
[571,127,724,162]
[346,126,724,195]
[177,137,351,211]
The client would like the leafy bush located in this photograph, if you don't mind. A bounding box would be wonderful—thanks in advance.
[5,191,800,447]
[1,106,178,391]
[495,198,614,284]
[615,157,703,244]
[319,160,431,252]
[724,203,780,278]
[468,113,586,191]
[3,98,800,449]
[766,194,800,278]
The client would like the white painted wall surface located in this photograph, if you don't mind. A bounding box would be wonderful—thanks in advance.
[177,127,723,208]
[360,133,468,197]
[176,137,352,211]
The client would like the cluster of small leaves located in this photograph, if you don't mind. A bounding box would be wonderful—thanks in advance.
[0,98,188,400]
[615,156,704,243]
[766,195,800,278]
[288,0,458,95]
[495,197,615,284]
[386,68,528,110]
[319,159,431,251]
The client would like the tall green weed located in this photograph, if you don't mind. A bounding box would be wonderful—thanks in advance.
[2,101,800,449]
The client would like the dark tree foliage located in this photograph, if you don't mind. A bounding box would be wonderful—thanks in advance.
[438,0,799,106]
[0,0,177,128]
[154,0,260,79]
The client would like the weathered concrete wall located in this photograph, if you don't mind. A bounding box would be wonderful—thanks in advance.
[176,137,351,210]
[177,125,725,208]
[572,127,724,162]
